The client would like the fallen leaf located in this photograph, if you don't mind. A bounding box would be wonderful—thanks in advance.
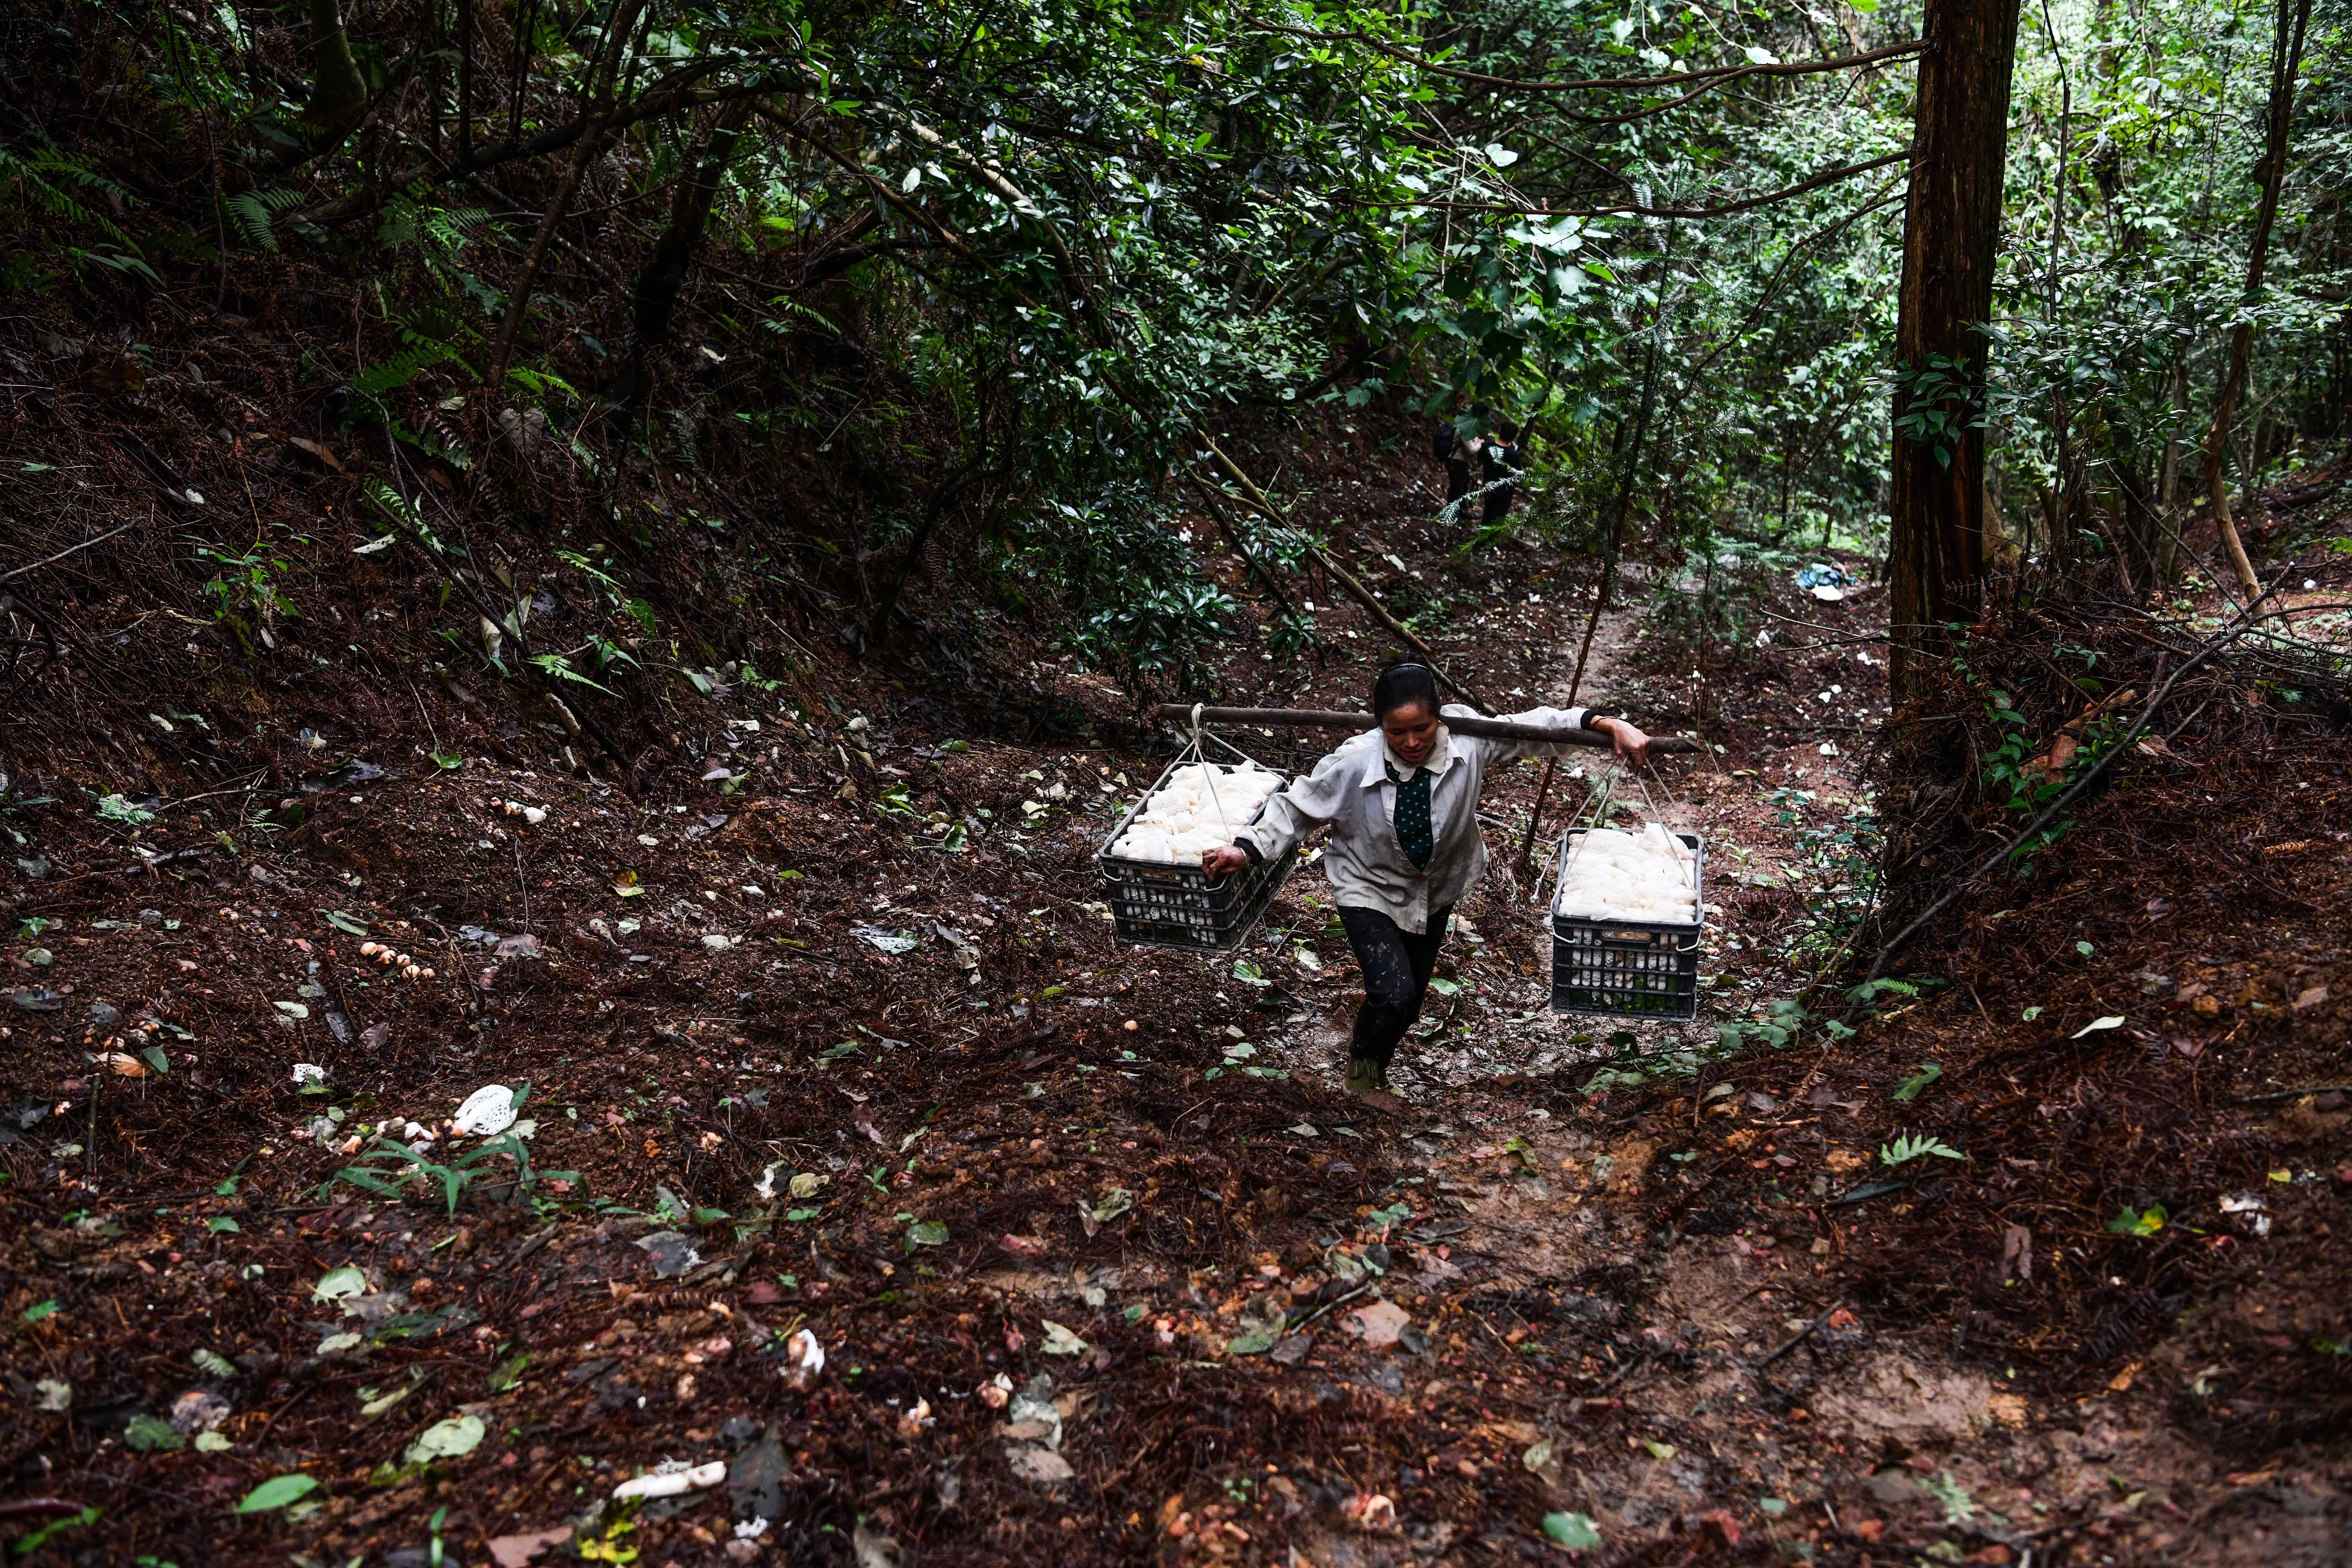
[487,1528,573,1568]
[1007,1444,1075,1484]
[1542,1511,1601,1549]
[1998,1224,2033,1283]
[854,1517,905,1568]
[236,1474,319,1513]
[405,1413,485,1465]
[1348,1300,1411,1350]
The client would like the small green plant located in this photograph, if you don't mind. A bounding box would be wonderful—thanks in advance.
[16,1504,102,1554]
[321,1104,577,1217]
[2106,1202,2165,1236]
[1880,1133,1965,1167]
[96,792,156,827]
[191,541,299,637]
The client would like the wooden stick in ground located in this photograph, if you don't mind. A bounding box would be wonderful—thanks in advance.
[2,521,134,581]
[1196,434,1494,714]
[1151,705,1699,753]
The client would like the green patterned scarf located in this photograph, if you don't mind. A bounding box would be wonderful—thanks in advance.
[1384,760,1434,869]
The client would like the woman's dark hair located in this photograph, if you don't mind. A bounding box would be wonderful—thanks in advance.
[1372,661,1442,720]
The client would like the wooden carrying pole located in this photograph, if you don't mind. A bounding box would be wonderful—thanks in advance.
[1154,705,1698,754]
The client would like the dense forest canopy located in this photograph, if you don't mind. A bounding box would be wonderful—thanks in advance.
[2,0,2346,680]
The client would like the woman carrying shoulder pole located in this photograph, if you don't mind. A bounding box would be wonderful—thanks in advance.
[1200,661,1652,1105]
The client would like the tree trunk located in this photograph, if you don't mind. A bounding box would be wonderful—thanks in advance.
[2201,0,2313,600]
[454,0,473,163]
[2156,362,2188,581]
[610,100,753,429]
[299,0,370,139]
[1886,0,2022,697]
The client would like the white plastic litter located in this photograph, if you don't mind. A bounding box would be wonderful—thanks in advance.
[1552,823,1701,926]
[1111,762,1285,866]
[452,1084,518,1136]
[291,1063,326,1086]
[785,1327,825,1374]
[612,1460,726,1500]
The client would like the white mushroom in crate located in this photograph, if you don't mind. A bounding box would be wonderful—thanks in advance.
[1553,823,1700,925]
[1111,762,1284,866]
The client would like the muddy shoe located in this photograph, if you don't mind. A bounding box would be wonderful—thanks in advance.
[1344,1057,1380,1097]
[1374,1062,1397,1094]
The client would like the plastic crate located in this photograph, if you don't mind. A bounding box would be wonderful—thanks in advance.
[1097,760,1298,951]
[1549,828,1705,1021]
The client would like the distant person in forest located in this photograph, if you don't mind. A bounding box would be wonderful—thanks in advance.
[1482,419,1525,525]
[1432,416,1479,513]
[1200,661,1653,1107]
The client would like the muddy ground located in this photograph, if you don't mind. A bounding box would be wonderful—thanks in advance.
[2,360,2349,1566]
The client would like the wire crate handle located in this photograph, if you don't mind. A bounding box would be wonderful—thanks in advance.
[1175,702,1277,835]
[1536,757,1698,908]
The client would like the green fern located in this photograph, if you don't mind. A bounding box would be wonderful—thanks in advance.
[348,340,465,398]
[226,188,305,253]
[0,144,145,256]
[379,192,490,265]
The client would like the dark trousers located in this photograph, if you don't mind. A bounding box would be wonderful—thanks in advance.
[1339,905,1453,1066]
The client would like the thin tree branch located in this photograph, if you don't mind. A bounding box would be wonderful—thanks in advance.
[1348,152,1911,220]
[1253,23,1925,95]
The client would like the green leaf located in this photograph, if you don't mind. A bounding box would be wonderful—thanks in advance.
[2106,1203,2165,1236]
[312,1266,368,1302]
[141,1045,171,1075]
[235,1473,320,1513]
[207,1217,240,1233]
[324,909,369,936]
[404,1413,485,1465]
[1226,1327,1279,1356]
[488,1352,531,1393]
[1890,1062,1942,1102]
[125,1413,185,1452]
[904,1218,949,1250]
[23,1298,58,1323]
[1543,1511,1603,1548]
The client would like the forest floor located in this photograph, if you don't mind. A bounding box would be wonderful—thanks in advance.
[3,387,2350,1567]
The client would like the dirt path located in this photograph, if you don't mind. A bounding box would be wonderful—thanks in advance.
[5,456,2346,1567]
